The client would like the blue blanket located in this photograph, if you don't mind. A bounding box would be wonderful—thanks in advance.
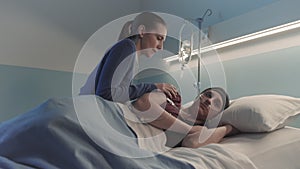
[0,96,194,169]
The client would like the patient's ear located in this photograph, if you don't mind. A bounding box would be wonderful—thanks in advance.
[137,25,146,38]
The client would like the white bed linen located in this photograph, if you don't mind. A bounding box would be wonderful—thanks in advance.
[119,103,257,169]
[120,102,300,169]
[221,126,300,169]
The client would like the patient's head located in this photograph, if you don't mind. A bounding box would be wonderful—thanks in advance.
[192,87,229,123]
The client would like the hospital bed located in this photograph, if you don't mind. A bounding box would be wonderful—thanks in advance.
[0,95,299,169]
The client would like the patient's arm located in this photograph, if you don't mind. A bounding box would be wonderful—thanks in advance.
[181,125,235,148]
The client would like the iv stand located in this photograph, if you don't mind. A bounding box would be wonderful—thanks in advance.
[195,9,212,95]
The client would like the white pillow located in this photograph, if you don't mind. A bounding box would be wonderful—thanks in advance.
[207,95,300,132]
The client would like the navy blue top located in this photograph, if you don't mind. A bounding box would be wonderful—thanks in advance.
[95,38,157,103]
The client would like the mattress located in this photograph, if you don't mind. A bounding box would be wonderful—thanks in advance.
[221,126,300,169]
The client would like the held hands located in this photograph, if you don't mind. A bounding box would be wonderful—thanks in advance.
[154,83,178,99]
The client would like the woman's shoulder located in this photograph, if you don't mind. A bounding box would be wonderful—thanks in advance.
[106,38,136,59]
[114,38,135,50]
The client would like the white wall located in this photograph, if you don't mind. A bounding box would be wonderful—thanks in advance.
[0,0,141,122]
[1,0,290,73]
[0,0,141,72]
[209,0,300,43]
[141,0,280,29]
[143,0,300,71]
[139,0,300,101]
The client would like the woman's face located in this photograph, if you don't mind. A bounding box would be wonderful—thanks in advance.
[196,90,225,120]
[139,23,167,58]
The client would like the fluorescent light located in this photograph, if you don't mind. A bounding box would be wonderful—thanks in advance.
[164,20,300,62]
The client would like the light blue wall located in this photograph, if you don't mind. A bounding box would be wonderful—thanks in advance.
[139,46,300,100]
[190,46,300,99]
[135,46,300,128]
[209,0,300,43]
[223,46,300,99]
[179,46,300,128]
[141,0,280,28]
[223,46,300,128]
[0,64,73,122]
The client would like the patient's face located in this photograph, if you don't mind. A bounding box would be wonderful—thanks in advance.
[197,90,224,120]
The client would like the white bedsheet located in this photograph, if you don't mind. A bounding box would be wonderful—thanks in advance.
[221,126,300,169]
[120,103,300,169]
[119,103,257,169]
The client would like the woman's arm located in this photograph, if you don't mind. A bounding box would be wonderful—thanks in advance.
[95,39,156,102]
[132,92,199,134]
[132,91,237,149]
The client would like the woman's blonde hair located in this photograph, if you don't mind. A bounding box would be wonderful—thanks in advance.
[118,12,166,40]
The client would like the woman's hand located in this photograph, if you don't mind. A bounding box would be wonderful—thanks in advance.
[155,83,178,99]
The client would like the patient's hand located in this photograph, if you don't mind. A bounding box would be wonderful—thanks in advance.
[189,125,204,134]
[182,126,211,148]
[225,125,240,137]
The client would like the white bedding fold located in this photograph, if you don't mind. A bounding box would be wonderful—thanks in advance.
[221,127,300,169]
[165,144,257,169]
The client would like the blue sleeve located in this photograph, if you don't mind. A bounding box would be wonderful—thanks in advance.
[95,39,157,102]
[128,83,157,100]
